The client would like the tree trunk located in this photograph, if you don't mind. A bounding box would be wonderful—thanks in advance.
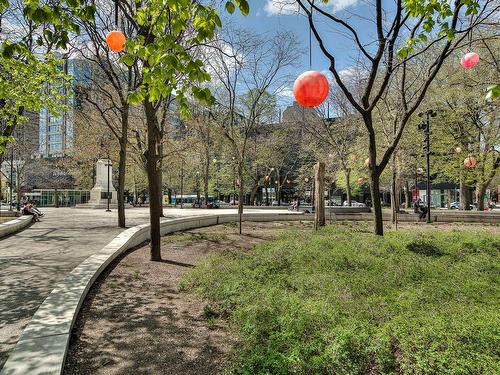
[370,171,384,235]
[237,162,244,234]
[144,100,162,261]
[204,150,209,207]
[460,180,472,211]
[117,107,129,228]
[390,159,399,223]
[158,142,164,217]
[250,180,259,205]
[314,162,325,229]
[404,180,411,209]
[476,183,487,211]
[345,168,352,206]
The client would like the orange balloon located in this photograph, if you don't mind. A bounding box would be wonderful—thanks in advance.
[293,71,329,108]
[106,31,126,52]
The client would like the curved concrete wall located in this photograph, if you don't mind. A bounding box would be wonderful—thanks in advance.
[0,212,308,375]
[0,216,32,239]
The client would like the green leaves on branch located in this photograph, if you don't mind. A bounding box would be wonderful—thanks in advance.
[0,0,95,57]
[397,0,480,59]
[0,53,70,152]
[225,0,249,16]
[120,0,242,116]
[486,84,500,101]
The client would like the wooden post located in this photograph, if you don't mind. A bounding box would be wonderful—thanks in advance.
[314,162,325,230]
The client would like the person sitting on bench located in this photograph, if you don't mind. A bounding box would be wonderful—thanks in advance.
[413,198,427,220]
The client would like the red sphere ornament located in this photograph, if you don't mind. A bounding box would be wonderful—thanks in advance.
[460,52,480,69]
[106,31,126,52]
[293,71,329,108]
[464,156,477,168]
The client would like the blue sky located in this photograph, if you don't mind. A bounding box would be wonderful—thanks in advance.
[224,0,385,106]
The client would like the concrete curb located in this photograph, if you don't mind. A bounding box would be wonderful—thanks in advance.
[0,215,33,239]
[0,212,309,375]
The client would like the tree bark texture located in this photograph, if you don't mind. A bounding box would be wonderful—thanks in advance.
[144,100,162,261]
[117,106,129,228]
[314,162,325,230]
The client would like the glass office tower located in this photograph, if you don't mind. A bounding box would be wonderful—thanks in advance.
[38,59,91,158]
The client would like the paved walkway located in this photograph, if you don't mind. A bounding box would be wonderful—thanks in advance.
[0,206,264,370]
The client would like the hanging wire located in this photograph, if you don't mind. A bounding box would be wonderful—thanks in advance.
[115,0,119,27]
[467,14,474,51]
[309,3,313,70]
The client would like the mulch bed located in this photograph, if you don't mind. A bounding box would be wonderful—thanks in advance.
[64,221,309,375]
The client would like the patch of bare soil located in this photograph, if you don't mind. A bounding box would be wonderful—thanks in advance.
[64,221,310,375]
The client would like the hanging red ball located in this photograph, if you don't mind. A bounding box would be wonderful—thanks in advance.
[464,156,477,168]
[106,31,126,52]
[460,52,479,69]
[293,71,329,108]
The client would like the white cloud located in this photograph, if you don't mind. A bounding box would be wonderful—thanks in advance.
[330,0,359,12]
[263,0,358,16]
[338,67,358,81]
[277,87,295,98]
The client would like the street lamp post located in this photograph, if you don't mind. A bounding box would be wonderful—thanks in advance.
[232,157,236,204]
[9,147,14,211]
[105,155,111,212]
[196,171,200,206]
[180,159,184,209]
[418,109,437,223]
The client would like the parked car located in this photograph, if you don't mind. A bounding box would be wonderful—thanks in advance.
[191,199,203,208]
[343,200,366,207]
[449,201,484,210]
[326,200,340,206]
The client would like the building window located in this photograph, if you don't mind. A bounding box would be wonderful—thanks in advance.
[50,143,62,151]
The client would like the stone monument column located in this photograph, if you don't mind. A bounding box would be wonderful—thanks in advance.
[89,159,117,205]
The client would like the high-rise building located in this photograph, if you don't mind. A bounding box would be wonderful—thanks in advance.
[38,58,91,158]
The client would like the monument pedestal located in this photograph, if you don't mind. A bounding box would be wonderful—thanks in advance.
[78,159,118,209]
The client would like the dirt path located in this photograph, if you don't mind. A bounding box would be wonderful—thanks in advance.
[64,221,310,375]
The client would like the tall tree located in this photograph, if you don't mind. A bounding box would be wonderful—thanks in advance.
[118,0,248,260]
[208,27,299,233]
[293,0,497,234]
[72,1,138,228]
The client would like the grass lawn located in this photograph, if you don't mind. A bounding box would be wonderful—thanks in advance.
[183,223,500,374]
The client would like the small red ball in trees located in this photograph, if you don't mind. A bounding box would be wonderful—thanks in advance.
[464,156,477,168]
[106,31,126,52]
[460,52,479,69]
[293,71,329,108]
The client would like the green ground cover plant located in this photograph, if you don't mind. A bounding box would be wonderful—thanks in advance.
[183,223,500,374]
